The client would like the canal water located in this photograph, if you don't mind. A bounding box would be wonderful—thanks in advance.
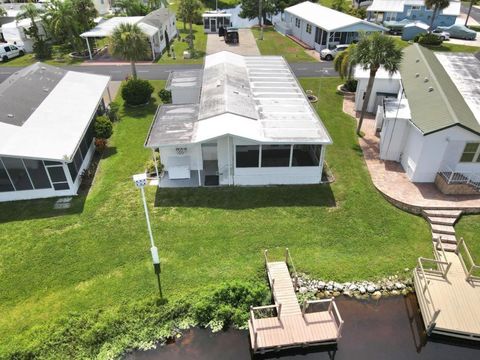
[126,295,480,360]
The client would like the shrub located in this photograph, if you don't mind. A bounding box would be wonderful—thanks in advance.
[121,79,154,106]
[33,39,51,60]
[107,101,120,122]
[343,79,358,92]
[94,116,113,139]
[158,89,172,103]
[145,154,164,174]
[415,33,443,46]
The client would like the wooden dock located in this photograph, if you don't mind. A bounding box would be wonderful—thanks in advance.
[248,250,343,353]
[414,238,480,341]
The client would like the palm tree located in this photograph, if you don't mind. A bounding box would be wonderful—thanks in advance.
[425,0,450,31]
[44,0,82,52]
[333,44,356,81]
[178,0,202,53]
[352,32,403,135]
[465,0,480,26]
[109,23,150,79]
[16,2,49,58]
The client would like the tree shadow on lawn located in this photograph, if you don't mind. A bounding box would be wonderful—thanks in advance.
[154,183,336,209]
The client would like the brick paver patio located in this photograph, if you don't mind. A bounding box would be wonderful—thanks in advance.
[343,95,480,213]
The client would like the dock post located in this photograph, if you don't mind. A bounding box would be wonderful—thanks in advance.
[285,247,289,263]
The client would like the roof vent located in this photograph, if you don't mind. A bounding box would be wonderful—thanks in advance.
[216,80,221,87]
[7,114,14,118]
[43,87,49,92]
[415,73,419,78]
[416,59,420,63]
[233,90,239,94]
[424,77,429,83]
[428,87,434,92]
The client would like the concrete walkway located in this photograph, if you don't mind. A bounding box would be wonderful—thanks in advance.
[343,95,480,213]
[206,29,260,56]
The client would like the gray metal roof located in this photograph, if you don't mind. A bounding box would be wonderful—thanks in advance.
[198,62,258,120]
[400,45,480,135]
[0,63,67,127]
[145,104,199,146]
[140,8,172,28]
[166,70,203,90]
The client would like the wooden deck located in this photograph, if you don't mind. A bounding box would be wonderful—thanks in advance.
[414,240,480,341]
[249,254,343,353]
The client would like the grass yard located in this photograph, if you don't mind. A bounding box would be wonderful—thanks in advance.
[252,27,316,62]
[0,78,432,358]
[156,21,207,64]
[0,53,85,67]
[455,216,480,265]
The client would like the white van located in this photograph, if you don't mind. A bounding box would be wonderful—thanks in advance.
[0,43,25,62]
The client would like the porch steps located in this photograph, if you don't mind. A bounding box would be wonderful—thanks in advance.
[286,35,314,50]
[430,224,456,235]
[434,241,457,252]
[432,233,457,244]
[423,209,462,218]
[426,216,457,226]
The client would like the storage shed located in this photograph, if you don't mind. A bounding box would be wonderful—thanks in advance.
[401,21,428,40]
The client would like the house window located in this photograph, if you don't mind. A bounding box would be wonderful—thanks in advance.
[306,24,312,34]
[0,160,14,192]
[261,145,291,167]
[292,145,322,166]
[329,32,341,43]
[295,18,300,28]
[236,145,259,168]
[460,143,480,162]
[45,164,70,191]
[23,159,51,189]
[1,157,33,191]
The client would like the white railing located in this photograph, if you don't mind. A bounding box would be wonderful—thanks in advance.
[302,298,344,338]
[456,237,480,282]
[439,165,480,190]
[285,248,299,290]
[250,303,281,352]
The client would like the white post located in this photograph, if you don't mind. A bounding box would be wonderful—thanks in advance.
[150,36,156,61]
[85,37,93,60]
[107,86,112,104]
[227,136,232,186]
[326,31,330,50]
[197,144,202,186]
[140,186,156,249]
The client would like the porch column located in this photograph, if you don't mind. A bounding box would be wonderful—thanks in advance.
[152,148,160,185]
[197,144,202,186]
[150,36,156,61]
[85,37,93,60]
[227,136,232,186]
[319,145,326,182]
[325,32,330,50]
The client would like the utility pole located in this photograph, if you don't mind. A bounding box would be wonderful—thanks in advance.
[259,0,263,40]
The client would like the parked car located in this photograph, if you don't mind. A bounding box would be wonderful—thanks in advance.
[432,29,450,41]
[384,19,412,35]
[0,43,24,62]
[320,44,349,61]
[436,24,477,40]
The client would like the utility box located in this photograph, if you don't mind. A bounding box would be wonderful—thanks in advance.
[165,70,203,105]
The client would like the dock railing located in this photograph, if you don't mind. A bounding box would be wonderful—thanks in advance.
[416,256,442,334]
[433,238,453,276]
[250,303,281,352]
[302,298,344,338]
[285,248,298,290]
[456,237,480,282]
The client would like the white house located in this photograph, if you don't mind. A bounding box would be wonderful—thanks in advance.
[1,17,46,52]
[0,63,110,202]
[202,10,232,33]
[145,51,332,187]
[355,44,480,189]
[278,1,386,51]
[80,8,177,60]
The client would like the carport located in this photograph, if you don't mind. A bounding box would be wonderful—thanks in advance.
[80,17,160,61]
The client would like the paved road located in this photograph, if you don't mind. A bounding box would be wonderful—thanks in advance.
[461,3,480,23]
[0,61,336,83]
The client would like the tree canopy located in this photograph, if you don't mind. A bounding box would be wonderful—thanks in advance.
[425,0,450,30]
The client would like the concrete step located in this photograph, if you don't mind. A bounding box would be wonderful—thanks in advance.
[431,224,456,235]
[427,216,457,226]
[432,233,457,244]
[434,241,457,252]
[423,209,462,218]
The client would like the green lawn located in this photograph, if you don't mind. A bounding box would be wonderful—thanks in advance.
[0,53,85,67]
[156,21,207,64]
[252,27,316,62]
[454,216,480,265]
[0,78,432,358]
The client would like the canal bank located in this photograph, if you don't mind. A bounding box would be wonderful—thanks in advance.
[126,295,480,359]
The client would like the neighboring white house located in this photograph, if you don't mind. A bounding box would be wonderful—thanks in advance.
[0,63,110,202]
[80,8,177,60]
[277,1,386,51]
[355,44,480,186]
[1,17,46,52]
[145,51,332,187]
[202,10,232,33]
